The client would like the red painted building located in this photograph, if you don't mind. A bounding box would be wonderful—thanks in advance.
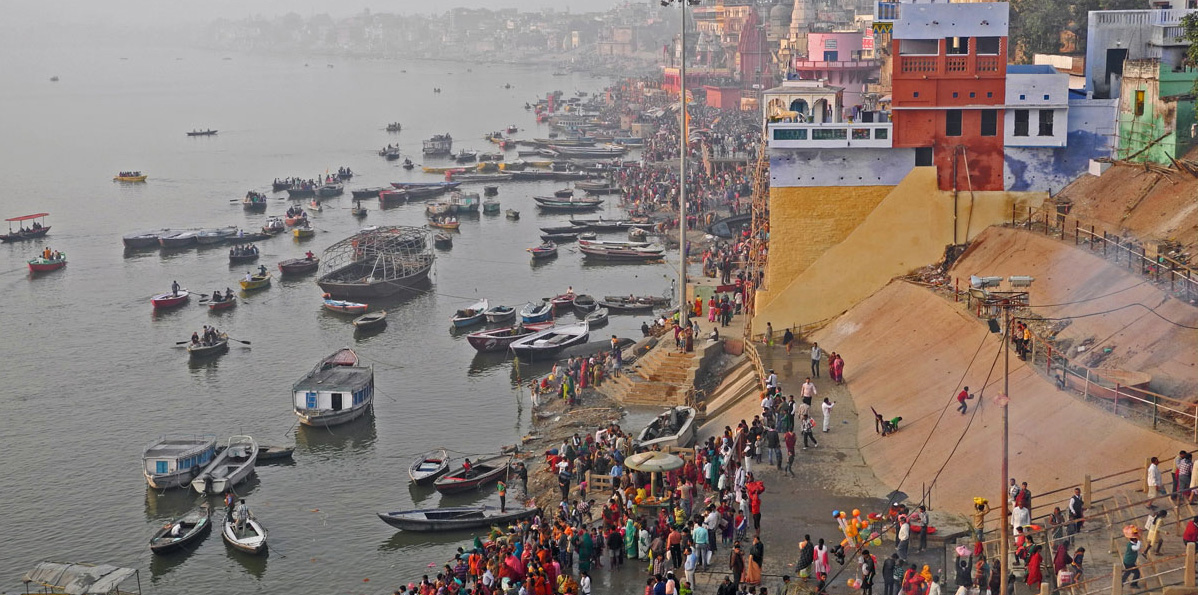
[891,2,1010,191]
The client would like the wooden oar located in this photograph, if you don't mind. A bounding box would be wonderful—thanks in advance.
[228,337,252,345]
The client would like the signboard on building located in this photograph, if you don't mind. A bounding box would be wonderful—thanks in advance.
[862,32,875,51]
[825,38,838,49]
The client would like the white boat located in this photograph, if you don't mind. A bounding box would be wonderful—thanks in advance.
[222,513,268,555]
[635,406,698,449]
[509,322,589,360]
[190,435,259,494]
[292,348,375,427]
[143,434,218,489]
[578,239,652,248]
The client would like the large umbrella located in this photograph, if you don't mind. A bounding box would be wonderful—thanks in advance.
[624,451,685,499]
[625,451,685,472]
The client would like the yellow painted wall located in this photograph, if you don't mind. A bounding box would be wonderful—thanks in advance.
[753,167,1046,334]
[759,184,894,306]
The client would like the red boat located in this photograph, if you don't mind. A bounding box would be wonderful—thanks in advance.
[1,213,51,242]
[151,289,190,309]
[278,257,320,277]
[209,296,237,311]
[549,293,576,311]
[27,252,66,273]
[379,189,406,204]
[465,322,554,353]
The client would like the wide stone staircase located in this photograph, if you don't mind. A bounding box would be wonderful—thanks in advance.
[598,343,699,406]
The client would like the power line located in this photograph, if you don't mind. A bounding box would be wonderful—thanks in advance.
[1020,279,1148,308]
[1032,302,1198,330]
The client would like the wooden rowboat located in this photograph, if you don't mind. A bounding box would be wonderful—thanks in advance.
[222,516,267,555]
[278,257,319,276]
[352,310,388,330]
[433,454,512,494]
[323,297,368,315]
[239,272,272,291]
[408,449,451,485]
[378,506,539,532]
[152,290,190,310]
[150,506,212,554]
[465,322,554,352]
[27,254,67,273]
[207,296,237,311]
[428,220,461,231]
[187,334,229,360]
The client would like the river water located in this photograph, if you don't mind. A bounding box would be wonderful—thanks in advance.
[0,43,679,594]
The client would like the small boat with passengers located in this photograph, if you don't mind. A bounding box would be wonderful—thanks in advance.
[433,454,512,494]
[1,213,52,242]
[151,505,213,554]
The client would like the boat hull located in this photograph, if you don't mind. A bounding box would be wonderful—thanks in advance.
[150,508,212,554]
[318,268,432,300]
[433,455,511,494]
[28,259,66,272]
[296,402,371,427]
[222,520,267,555]
[1,227,51,242]
[408,450,451,485]
[187,339,229,360]
[278,258,320,276]
[144,468,200,490]
[378,506,539,532]
[152,291,190,310]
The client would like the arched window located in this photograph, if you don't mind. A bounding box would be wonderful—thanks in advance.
[789,98,809,117]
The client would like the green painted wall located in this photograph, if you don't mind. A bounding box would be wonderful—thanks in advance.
[1117,62,1198,165]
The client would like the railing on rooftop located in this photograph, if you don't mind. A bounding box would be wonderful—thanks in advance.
[767,121,893,149]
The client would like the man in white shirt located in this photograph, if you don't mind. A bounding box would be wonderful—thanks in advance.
[897,517,911,559]
[820,398,835,432]
[704,507,722,557]
[765,369,778,390]
[579,572,591,595]
[810,342,823,377]
[761,393,774,416]
[801,378,817,402]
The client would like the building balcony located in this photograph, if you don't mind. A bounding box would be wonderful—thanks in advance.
[793,59,881,71]
[768,122,893,149]
[896,55,1004,78]
[1151,24,1188,47]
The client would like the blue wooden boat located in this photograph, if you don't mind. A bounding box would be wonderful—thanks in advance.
[451,299,489,328]
[520,300,553,323]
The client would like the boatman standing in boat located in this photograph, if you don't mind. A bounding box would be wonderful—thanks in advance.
[171,280,180,296]
[234,499,250,532]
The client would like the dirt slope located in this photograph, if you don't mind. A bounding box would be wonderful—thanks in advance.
[811,281,1190,517]
[947,226,1198,397]
[1055,162,1198,255]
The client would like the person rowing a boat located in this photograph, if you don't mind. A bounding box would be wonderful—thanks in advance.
[225,288,234,301]
[462,458,474,479]
[211,289,223,302]
[305,251,315,261]
[244,271,253,283]
[171,280,180,296]
[257,264,268,276]
[190,332,200,345]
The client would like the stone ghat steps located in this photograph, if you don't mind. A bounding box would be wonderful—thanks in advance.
[597,343,698,406]
[701,359,759,420]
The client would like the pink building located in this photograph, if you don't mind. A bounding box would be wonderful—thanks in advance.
[792,32,880,109]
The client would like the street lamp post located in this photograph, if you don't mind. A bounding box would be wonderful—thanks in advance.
[665,0,699,332]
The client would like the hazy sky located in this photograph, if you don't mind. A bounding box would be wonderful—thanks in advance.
[6,0,628,28]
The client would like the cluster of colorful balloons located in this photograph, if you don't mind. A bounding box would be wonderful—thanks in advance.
[832,509,883,549]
